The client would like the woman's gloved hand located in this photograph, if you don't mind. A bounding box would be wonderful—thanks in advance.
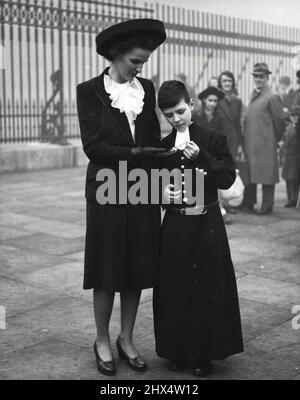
[131,147,166,157]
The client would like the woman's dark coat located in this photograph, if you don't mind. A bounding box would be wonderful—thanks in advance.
[153,122,244,360]
[281,123,300,181]
[217,93,243,159]
[193,108,226,134]
[77,68,161,291]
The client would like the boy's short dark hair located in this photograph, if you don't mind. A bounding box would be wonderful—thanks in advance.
[158,80,190,110]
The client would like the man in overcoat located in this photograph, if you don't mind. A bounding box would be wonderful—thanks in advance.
[238,63,287,215]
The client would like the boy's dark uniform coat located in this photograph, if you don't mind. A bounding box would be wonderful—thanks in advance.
[77,68,161,291]
[153,122,244,360]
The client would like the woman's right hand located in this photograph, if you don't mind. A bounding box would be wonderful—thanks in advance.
[163,184,182,203]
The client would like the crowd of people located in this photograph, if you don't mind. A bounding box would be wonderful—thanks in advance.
[154,66,300,222]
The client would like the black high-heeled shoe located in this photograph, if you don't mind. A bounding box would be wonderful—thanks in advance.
[116,337,147,372]
[93,341,116,376]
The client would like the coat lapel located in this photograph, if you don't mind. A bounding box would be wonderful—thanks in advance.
[134,77,147,146]
[94,68,135,146]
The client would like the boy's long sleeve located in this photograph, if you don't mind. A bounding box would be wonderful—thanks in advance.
[197,135,236,190]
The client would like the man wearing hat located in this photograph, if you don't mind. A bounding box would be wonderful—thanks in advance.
[237,63,287,215]
[277,75,297,113]
[280,105,300,207]
[77,18,166,376]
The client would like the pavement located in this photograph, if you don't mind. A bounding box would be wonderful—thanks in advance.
[0,166,299,380]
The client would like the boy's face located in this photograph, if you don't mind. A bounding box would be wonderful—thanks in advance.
[292,114,299,124]
[162,98,194,132]
[203,94,219,112]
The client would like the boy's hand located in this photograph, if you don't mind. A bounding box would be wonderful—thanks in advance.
[183,141,200,160]
[163,184,181,203]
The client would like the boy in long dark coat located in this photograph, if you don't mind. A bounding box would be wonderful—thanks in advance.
[153,80,243,377]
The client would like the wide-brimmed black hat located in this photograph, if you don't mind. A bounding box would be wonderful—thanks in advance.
[198,86,225,101]
[252,63,272,76]
[96,18,166,57]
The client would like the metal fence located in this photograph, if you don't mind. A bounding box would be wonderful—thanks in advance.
[1,0,300,143]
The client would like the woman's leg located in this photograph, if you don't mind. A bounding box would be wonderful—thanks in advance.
[119,289,142,358]
[93,288,115,361]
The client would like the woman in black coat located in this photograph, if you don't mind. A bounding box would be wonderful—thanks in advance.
[217,71,243,160]
[77,19,166,376]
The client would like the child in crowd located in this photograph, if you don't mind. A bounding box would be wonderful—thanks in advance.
[153,80,243,377]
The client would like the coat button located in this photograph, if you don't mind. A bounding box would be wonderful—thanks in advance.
[192,263,198,269]
[195,279,198,283]
[181,165,185,169]
[181,156,185,160]
[183,197,188,202]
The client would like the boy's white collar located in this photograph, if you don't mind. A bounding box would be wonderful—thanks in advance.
[175,126,190,149]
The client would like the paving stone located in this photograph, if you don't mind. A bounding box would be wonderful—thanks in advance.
[230,251,257,265]
[0,212,42,228]
[16,261,83,292]
[205,346,299,380]
[246,321,300,369]
[21,219,85,238]
[237,275,300,307]
[8,297,95,348]
[64,251,84,262]
[0,226,33,241]
[292,373,300,380]
[0,323,48,355]
[2,233,84,256]
[246,320,300,352]
[238,298,291,342]
[0,277,65,317]
[229,237,299,260]
[236,257,300,284]
[0,244,72,280]
[0,338,98,380]
[14,206,86,225]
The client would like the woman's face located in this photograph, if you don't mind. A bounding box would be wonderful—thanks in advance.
[220,74,233,93]
[112,47,151,82]
[203,95,219,112]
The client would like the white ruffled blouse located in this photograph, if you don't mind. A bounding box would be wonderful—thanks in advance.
[103,73,145,140]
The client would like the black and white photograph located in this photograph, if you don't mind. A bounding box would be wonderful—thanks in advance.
[0,0,299,383]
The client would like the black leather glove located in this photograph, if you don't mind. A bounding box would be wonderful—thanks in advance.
[131,147,166,157]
